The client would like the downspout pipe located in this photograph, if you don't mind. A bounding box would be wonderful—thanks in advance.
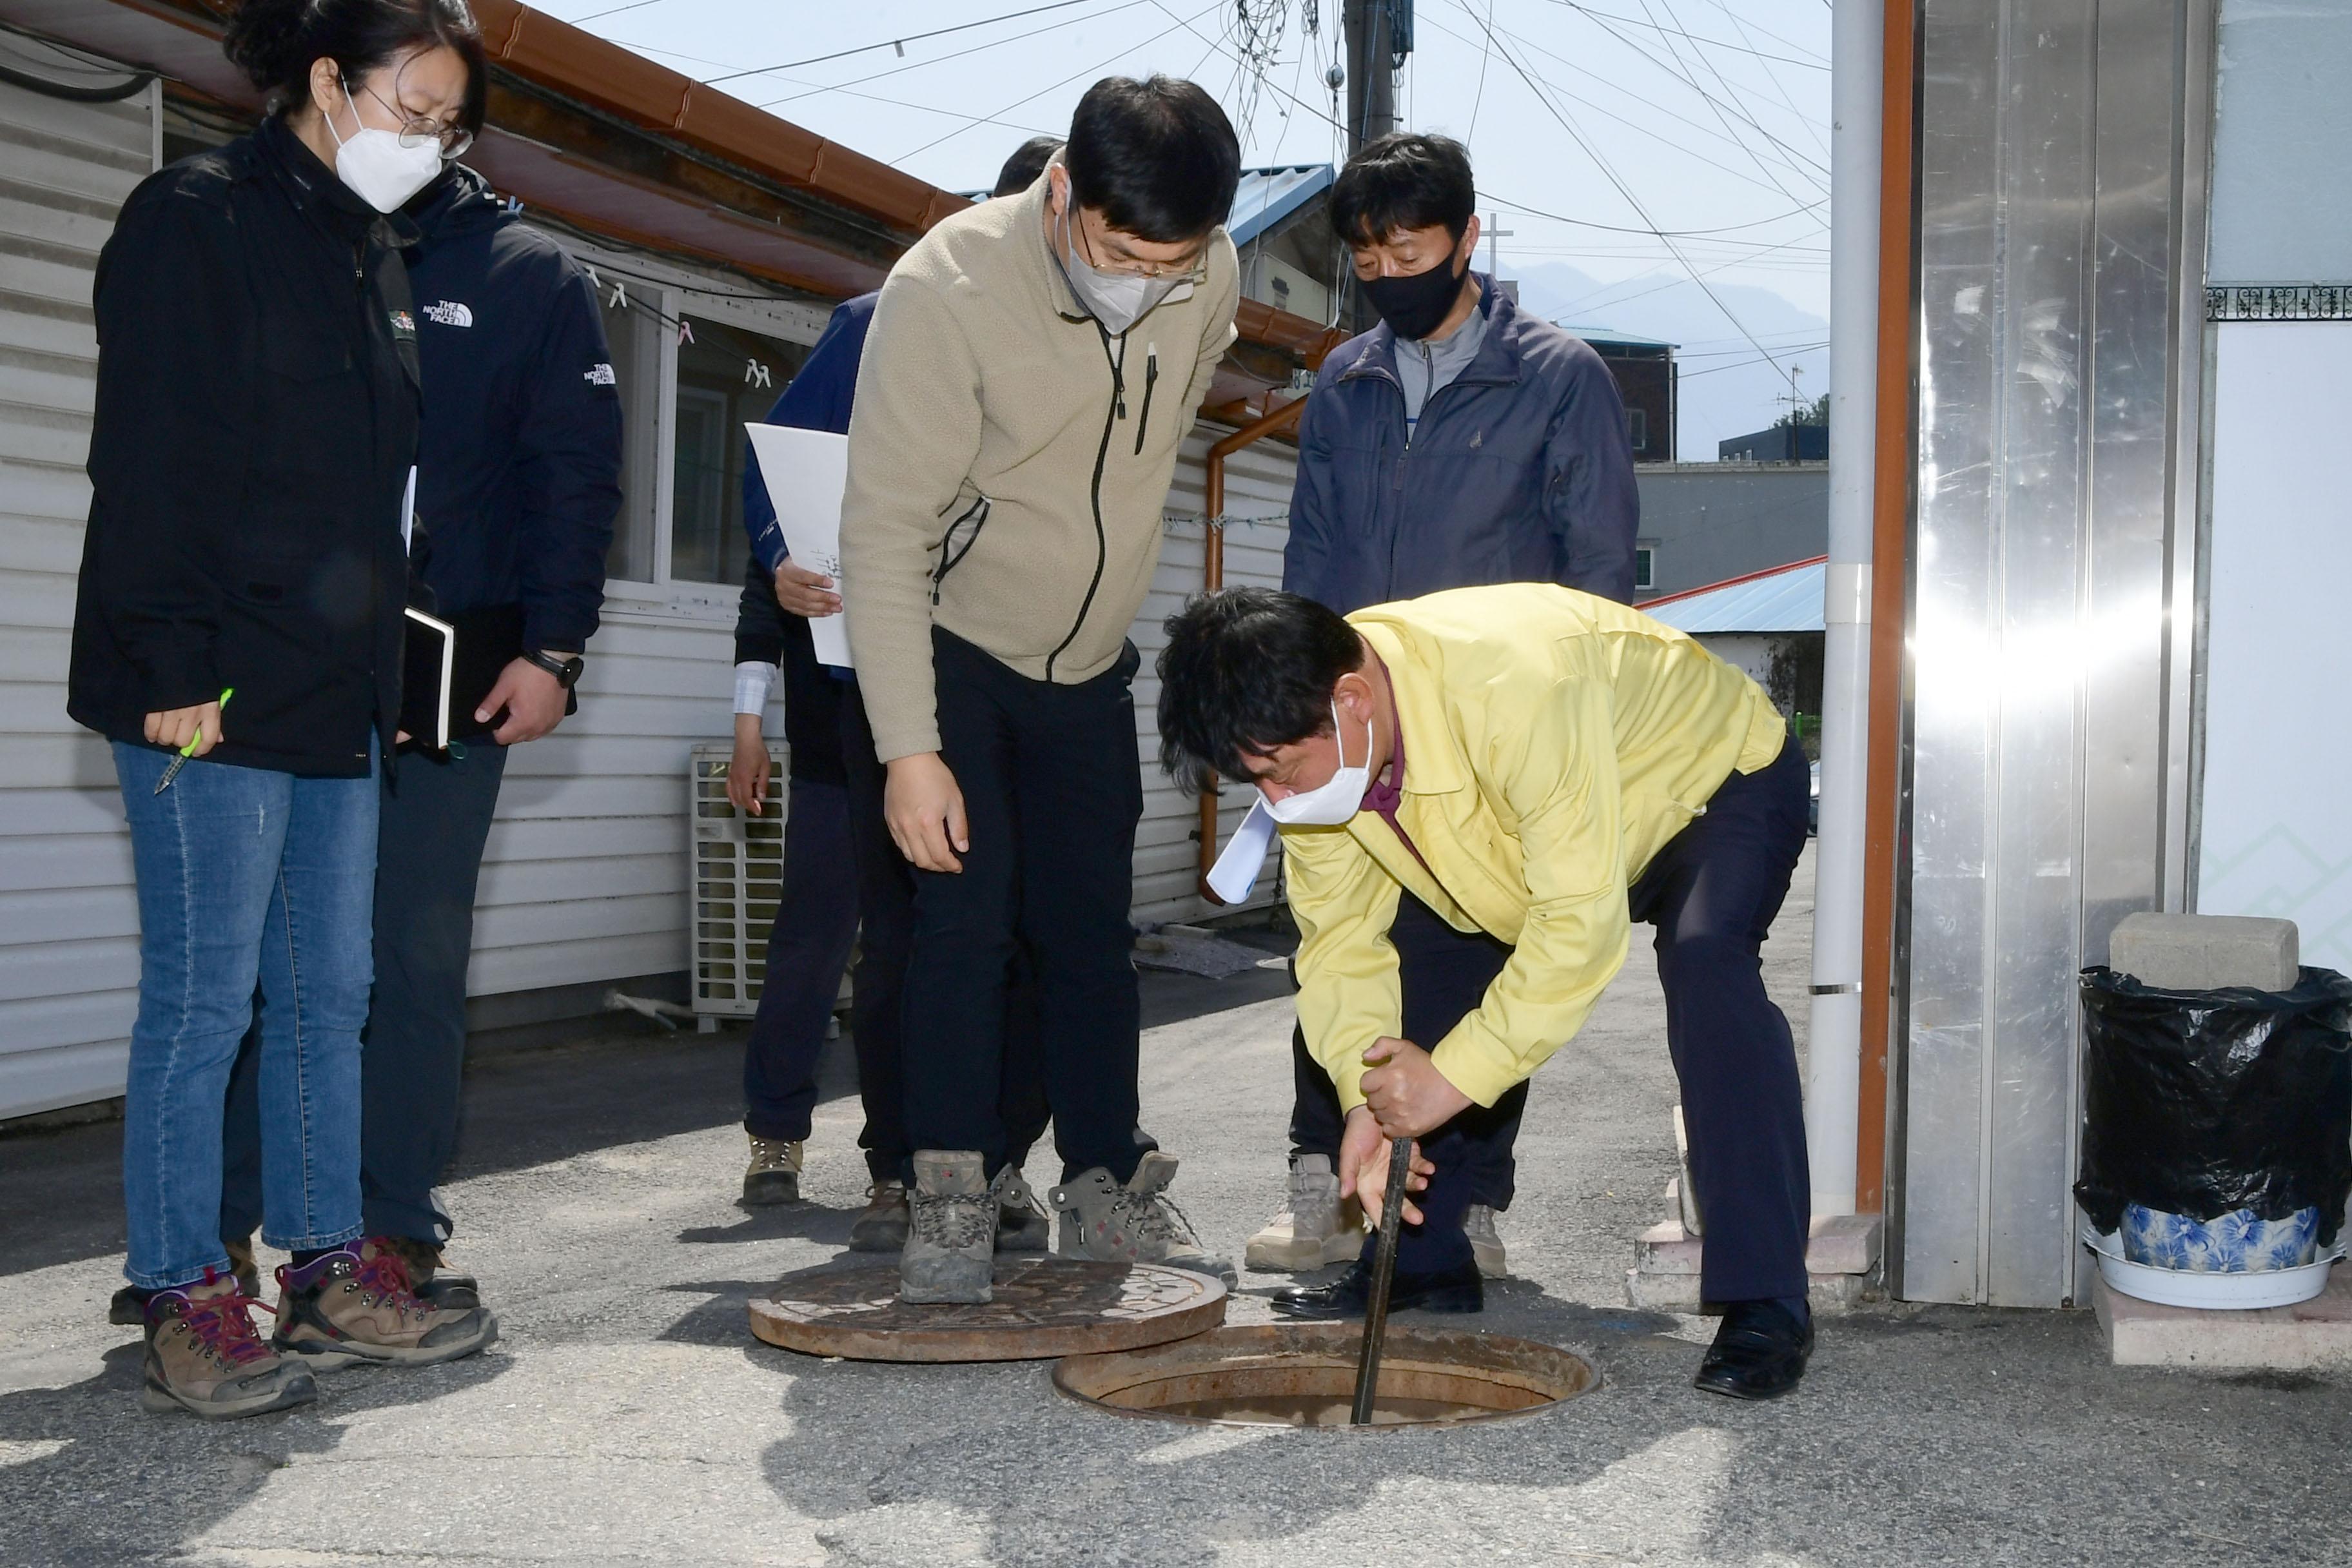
[1197,395,1308,901]
[1805,0,1883,1219]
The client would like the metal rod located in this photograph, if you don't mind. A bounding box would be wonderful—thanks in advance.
[1350,1135,1414,1426]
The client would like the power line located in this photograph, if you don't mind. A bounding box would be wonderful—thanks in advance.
[602,37,1066,138]
[1459,8,1787,379]
[754,0,1155,112]
[889,0,1226,166]
[1542,1,1828,68]
[703,1,1099,87]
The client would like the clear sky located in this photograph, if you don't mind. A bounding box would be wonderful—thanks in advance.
[543,0,1832,440]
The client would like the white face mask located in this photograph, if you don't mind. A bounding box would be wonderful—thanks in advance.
[325,80,444,213]
[1262,699,1374,827]
[1054,186,1180,335]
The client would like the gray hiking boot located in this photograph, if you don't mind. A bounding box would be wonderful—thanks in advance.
[1464,1204,1508,1279]
[141,1272,316,1420]
[742,1135,804,1207]
[899,1152,995,1304]
[850,1180,910,1251]
[1243,1154,1364,1273]
[1050,1153,1235,1285]
[994,1166,1051,1252]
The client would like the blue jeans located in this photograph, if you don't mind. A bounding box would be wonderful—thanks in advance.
[113,741,378,1291]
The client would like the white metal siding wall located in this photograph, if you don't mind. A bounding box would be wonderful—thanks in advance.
[0,81,155,1119]
[1134,429,1295,928]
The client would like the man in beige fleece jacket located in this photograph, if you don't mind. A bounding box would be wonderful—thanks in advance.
[838,76,1242,1304]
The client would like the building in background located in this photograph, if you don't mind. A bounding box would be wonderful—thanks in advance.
[1642,556,1827,726]
[1558,323,1677,462]
[0,0,1338,1121]
[1631,461,1827,601]
[1718,420,1829,462]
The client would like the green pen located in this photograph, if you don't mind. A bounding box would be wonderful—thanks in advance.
[152,687,234,794]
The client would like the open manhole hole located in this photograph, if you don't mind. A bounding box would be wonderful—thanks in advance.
[1053,1323,1599,1429]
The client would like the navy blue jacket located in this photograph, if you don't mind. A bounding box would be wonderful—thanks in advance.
[735,292,875,783]
[1282,275,1639,613]
[405,166,621,652]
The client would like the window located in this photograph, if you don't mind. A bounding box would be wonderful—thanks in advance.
[1634,545,1656,592]
[670,315,808,585]
[1627,406,1648,453]
[571,249,827,599]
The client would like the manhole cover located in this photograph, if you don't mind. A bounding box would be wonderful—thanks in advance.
[1054,1322,1600,1428]
[749,1258,1227,1362]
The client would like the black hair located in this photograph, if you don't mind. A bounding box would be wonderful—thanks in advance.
[993,135,1062,199]
[1328,132,1476,247]
[225,0,489,135]
[1156,588,1365,787]
[1064,75,1240,243]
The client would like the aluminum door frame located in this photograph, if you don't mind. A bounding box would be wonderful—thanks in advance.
[1892,0,2214,1308]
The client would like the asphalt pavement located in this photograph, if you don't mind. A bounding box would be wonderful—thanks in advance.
[3,844,2348,1567]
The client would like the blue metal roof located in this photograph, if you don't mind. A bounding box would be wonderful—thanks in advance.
[1229,164,1335,248]
[1556,322,1678,350]
[1645,558,1826,634]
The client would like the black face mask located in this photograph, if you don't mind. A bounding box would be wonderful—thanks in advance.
[1360,248,1467,341]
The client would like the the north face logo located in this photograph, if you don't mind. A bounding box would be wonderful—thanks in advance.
[585,363,616,387]
[423,300,473,328]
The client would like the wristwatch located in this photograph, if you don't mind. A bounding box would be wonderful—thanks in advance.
[524,649,585,689]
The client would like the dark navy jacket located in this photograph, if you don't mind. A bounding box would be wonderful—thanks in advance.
[735,291,875,783]
[1282,275,1639,614]
[405,166,621,652]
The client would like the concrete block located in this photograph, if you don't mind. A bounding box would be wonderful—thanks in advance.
[1671,1110,1703,1236]
[2092,1267,2352,1369]
[1627,1212,1884,1315]
[2108,912,2298,992]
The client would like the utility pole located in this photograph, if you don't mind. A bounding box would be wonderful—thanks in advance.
[1342,1,1411,329]
[1484,209,1512,281]
[1342,0,1399,155]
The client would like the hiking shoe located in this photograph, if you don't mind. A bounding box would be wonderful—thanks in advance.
[377,1234,482,1312]
[140,1271,315,1420]
[901,1151,995,1304]
[849,1180,910,1252]
[1242,1154,1364,1273]
[1464,1204,1508,1279]
[113,1233,260,1327]
[994,1166,1051,1252]
[743,1135,805,1207]
[272,1239,498,1369]
[1051,1153,1236,1285]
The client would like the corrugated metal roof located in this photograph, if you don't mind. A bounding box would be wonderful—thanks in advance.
[1230,164,1335,248]
[1644,558,1827,634]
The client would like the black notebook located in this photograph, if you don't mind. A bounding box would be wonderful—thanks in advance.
[400,603,569,749]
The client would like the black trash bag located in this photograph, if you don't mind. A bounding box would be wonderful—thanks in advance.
[2074,966,2352,1248]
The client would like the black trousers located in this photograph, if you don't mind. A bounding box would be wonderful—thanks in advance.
[741,775,860,1147]
[1378,737,1814,1298]
[899,629,1152,1183]
[222,742,509,1246]
[1287,893,1529,1209]
[839,681,1048,1181]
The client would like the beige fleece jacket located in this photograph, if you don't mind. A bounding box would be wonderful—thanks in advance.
[838,172,1239,761]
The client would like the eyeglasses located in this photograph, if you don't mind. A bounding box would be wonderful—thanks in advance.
[351,78,474,160]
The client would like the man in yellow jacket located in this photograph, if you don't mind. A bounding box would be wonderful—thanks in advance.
[1157,583,1816,1400]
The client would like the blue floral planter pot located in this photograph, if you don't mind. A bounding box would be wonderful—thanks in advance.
[2119,1204,2320,1273]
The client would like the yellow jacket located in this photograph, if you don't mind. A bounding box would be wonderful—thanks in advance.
[1284,584,1788,1113]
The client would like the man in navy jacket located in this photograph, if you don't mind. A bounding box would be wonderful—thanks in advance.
[1248,133,1639,1291]
[728,137,1060,1247]
[213,164,621,1310]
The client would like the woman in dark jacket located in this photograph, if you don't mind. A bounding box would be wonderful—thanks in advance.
[68,0,496,1421]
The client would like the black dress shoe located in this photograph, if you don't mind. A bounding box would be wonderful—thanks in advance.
[1269,1257,1484,1320]
[1692,1300,1814,1400]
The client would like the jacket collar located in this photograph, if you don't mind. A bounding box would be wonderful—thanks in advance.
[1355,621,1467,796]
[1334,271,1524,394]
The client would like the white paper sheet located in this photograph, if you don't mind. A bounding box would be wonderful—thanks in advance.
[1206,796,1280,905]
[400,466,417,551]
[743,422,854,669]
